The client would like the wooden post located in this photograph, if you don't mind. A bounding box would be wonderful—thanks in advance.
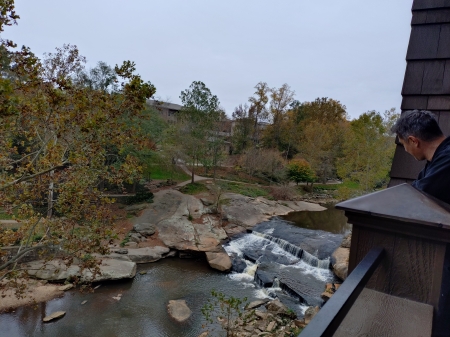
[336,184,450,336]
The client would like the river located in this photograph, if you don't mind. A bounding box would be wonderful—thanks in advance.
[0,206,349,337]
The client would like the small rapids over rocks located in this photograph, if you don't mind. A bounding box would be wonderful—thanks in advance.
[0,209,349,336]
[224,216,346,314]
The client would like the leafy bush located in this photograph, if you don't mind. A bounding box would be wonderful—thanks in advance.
[201,290,250,337]
[270,185,296,200]
[287,159,316,185]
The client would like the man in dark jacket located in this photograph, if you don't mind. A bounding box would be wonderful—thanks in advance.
[391,110,450,205]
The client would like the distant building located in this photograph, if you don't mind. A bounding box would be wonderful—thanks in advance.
[147,100,182,124]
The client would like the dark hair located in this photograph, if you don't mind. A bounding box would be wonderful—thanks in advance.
[391,110,443,141]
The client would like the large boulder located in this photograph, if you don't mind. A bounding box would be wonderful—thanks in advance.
[167,300,192,322]
[126,247,170,263]
[26,258,136,282]
[154,191,227,251]
[133,222,156,237]
[332,247,349,281]
[205,251,232,272]
[231,257,247,273]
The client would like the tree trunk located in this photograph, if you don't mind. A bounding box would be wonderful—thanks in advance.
[191,157,195,184]
[47,170,54,218]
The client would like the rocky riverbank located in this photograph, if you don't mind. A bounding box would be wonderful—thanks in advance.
[5,187,329,313]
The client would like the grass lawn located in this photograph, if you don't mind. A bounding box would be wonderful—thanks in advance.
[143,163,190,182]
[201,166,269,185]
[179,182,209,195]
[216,181,271,198]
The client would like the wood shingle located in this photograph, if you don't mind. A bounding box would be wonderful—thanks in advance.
[389,0,450,186]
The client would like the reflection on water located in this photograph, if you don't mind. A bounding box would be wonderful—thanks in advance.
[0,258,264,337]
[282,204,351,234]
[0,206,350,337]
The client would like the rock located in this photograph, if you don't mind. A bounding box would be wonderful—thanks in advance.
[231,257,247,273]
[126,247,170,263]
[221,193,326,230]
[246,299,270,310]
[304,306,320,324]
[113,248,128,254]
[129,233,144,243]
[254,264,278,287]
[325,283,334,292]
[101,253,132,262]
[200,198,214,206]
[205,251,232,272]
[167,300,192,322]
[294,319,305,328]
[321,291,333,301]
[124,204,148,212]
[43,311,66,322]
[341,233,352,248]
[26,258,136,282]
[58,284,74,291]
[265,299,290,316]
[332,247,349,281]
[133,222,156,237]
[155,191,225,251]
[166,250,177,258]
[266,321,277,331]
[124,242,138,248]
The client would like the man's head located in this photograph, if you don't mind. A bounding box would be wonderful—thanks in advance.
[391,110,444,161]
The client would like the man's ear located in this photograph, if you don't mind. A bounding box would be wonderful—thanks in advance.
[408,135,420,147]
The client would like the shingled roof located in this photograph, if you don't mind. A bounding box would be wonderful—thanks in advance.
[389,0,450,187]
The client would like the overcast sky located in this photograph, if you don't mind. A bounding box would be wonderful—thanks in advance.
[4,0,413,119]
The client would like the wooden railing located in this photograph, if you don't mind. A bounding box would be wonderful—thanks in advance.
[298,247,384,337]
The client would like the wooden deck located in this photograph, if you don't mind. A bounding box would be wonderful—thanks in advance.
[334,288,433,337]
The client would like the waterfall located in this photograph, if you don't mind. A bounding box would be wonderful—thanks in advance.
[272,277,281,289]
[244,263,258,277]
[252,231,330,269]
[253,231,303,258]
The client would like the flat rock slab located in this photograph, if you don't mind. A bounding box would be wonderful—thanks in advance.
[43,311,66,322]
[221,193,325,230]
[58,284,74,291]
[26,258,136,282]
[247,299,270,310]
[126,246,170,263]
[167,300,192,322]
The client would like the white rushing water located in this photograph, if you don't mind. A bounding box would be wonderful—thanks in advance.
[224,230,335,305]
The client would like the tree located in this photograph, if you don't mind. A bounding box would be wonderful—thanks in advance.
[248,81,269,144]
[178,81,220,183]
[287,159,316,186]
[296,98,348,183]
[337,110,398,192]
[263,84,295,150]
[76,61,118,92]
[0,3,156,291]
[231,104,254,153]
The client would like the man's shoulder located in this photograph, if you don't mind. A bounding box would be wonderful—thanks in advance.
[434,136,450,158]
